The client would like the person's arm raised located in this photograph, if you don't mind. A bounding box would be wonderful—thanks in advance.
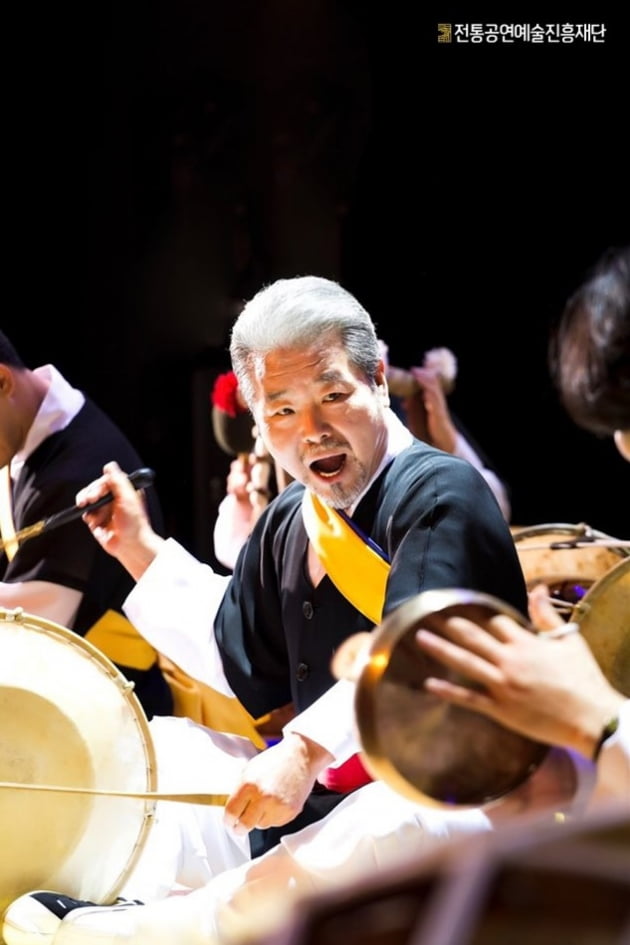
[76,461,166,581]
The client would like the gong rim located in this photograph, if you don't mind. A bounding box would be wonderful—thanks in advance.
[355,589,549,809]
[571,557,630,698]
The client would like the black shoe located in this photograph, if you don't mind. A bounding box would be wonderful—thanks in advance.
[2,890,143,945]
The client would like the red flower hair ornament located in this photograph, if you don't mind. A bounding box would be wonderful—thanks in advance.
[210,371,254,456]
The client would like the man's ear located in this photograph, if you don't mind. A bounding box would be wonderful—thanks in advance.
[375,358,390,406]
[0,365,15,397]
[613,429,630,463]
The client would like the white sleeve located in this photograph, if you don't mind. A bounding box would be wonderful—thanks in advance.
[590,699,630,809]
[0,580,81,629]
[212,493,253,572]
[123,538,234,695]
[280,781,492,876]
[115,784,493,941]
[282,679,360,763]
[453,432,511,521]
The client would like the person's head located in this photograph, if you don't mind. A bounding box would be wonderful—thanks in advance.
[0,332,43,467]
[549,246,630,464]
[229,275,389,508]
[0,333,25,371]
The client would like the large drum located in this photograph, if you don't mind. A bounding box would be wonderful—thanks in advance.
[0,608,157,914]
[572,556,630,698]
[512,523,629,616]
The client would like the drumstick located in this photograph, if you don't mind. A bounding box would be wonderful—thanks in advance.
[0,468,155,552]
[0,781,228,806]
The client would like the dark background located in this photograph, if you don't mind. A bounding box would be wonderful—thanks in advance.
[10,2,629,564]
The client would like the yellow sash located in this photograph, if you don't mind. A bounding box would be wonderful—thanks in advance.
[162,490,392,751]
[302,490,389,791]
[144,493,390,754]
[0,476,267,743]
[85,609,158,670]
[301,491,390,624]
[157,653,267,749]
[87,611,267,747]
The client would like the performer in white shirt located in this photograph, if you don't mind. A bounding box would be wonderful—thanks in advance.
[0,331,171,718]
[3,272,597,945]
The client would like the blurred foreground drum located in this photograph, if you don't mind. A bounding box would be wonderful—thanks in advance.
[352,589,549,809]
[0,608,157,914]
[572,556,630,698]
[512,522,629,615]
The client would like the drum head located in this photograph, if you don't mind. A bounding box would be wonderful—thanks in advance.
[354,589,549,809]
[572,557,630,697]
[512,523,628,615]
[0,608,157,914]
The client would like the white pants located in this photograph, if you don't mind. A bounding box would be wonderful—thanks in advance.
[53,719,594,945]
[58,772,494,945]
[119,716,256,901]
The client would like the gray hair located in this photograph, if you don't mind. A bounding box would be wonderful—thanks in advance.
[230,276,381,408]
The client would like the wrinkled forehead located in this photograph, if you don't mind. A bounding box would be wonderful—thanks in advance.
[252,339,351,384]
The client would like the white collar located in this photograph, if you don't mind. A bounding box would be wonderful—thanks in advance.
[346,408,413,515]
[11,365,85,480]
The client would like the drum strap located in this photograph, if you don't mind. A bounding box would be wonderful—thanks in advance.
[0,465,18,561]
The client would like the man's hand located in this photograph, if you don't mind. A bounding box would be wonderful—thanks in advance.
[403,366,458,453]
[224,732,334,835]
[414,584,624,760]
[76,461,164,580]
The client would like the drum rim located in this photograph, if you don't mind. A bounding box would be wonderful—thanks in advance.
[512,522,629,559]
[572,555,630,614]
[570,557,630,699]
[0,606,158,906]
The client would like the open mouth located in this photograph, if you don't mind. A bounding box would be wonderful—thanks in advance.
[309,453,347,478]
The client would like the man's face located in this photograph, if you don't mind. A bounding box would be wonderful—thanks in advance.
[0,367,23,468]
[249,341,389,509]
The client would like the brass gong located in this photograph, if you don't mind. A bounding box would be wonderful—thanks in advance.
[572,556,630,697]
[353,589,549,809]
